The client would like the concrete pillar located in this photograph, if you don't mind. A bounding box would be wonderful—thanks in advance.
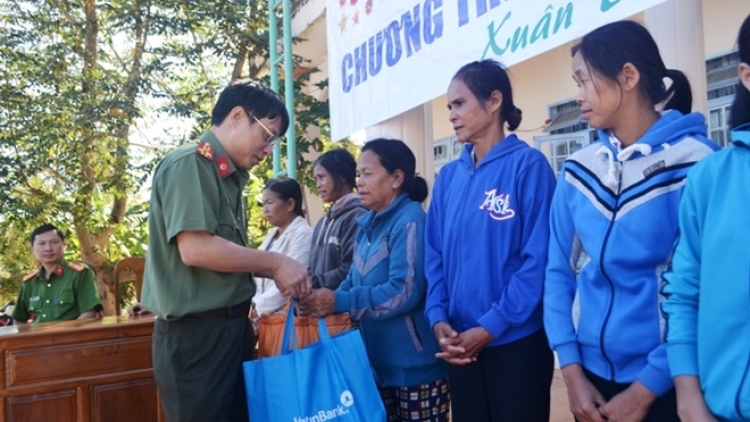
[644,0,708,115]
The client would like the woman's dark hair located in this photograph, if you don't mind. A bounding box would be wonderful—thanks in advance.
[361,138,428,204]
[211,80,290,134]
[572,20,692,114]
[313,149,357,192]
[264,177,305,217]
[452,59,523,131]
[731,14,750,128]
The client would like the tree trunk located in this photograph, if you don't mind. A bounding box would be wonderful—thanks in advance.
[75,227,117,316]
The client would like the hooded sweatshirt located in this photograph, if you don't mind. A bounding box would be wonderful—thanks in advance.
[544,110,719,397]
[334,194,447,387]
[663,126,750,421]
[309,193,367,289]
[425,134,556,347]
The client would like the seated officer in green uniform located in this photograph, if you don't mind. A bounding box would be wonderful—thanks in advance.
[12,224,103,323]
[140,80,310,422]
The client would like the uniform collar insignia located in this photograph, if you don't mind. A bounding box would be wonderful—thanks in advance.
[216,155,233,178]
[54,265,64,277]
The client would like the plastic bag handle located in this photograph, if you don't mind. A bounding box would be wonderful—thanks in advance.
[280,299,298,354]
[281,299,333,354]
[318,318,330,342]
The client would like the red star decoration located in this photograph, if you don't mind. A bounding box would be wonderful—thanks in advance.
[366,0,373,14]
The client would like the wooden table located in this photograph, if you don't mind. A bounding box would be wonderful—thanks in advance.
[0,316,163,422]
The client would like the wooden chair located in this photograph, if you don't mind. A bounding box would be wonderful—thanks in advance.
[114,257,145,316]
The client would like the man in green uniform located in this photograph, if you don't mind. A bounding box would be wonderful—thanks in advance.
[141,80,310,422]
[12,224,103,323]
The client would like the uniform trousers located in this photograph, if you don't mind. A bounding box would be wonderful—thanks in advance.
[153,314,254,422]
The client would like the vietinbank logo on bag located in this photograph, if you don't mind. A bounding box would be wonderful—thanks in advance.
[479,189,515,221]
[293,390,355,422]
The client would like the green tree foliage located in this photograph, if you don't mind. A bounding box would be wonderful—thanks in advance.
[0,0,332,313]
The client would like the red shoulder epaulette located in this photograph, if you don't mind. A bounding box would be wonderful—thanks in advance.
[196,141,214,161]
[22,270,39,283]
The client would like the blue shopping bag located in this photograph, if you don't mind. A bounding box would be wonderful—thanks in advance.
[243,303,386,422]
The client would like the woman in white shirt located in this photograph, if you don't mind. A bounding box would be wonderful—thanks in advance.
[252,178,313,317]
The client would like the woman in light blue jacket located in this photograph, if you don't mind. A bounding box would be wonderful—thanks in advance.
[663,13,750,422]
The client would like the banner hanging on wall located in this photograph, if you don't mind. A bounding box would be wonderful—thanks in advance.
[326,0,668,140]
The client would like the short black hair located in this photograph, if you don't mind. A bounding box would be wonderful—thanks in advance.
[211,80,290,134]
[361,138,428,204]
[314,149,357,192]
[264,177,305,217]
[452,60,523,131]
[572,20,692,114]
[30,224,65,245]
[731,14,750,129]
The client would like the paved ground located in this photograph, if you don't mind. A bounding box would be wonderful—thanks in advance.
[550,369,575,422]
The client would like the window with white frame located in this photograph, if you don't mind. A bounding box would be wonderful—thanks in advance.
[534,99,595,176]
[536,134,591,176]
[708,103,733,148]
[433,135,462,178]
[545,100,589,135]
[706,52,740,147]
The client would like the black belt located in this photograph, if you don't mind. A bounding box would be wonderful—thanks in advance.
[189,300,251,320]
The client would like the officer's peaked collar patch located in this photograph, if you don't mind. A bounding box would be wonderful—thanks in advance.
[216,155,232,178]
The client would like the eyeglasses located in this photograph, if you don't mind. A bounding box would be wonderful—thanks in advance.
[245,110,279,147]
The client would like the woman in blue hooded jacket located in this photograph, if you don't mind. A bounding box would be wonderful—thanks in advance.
[544,21,719,422]
[424,59,556,422]
[662,13,750,422]
[306,138,449,422]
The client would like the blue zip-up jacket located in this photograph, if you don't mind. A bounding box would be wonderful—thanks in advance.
[424,134,556,347]
[544,110,719,396]
[334,194,447,387]
[663,130,750,421]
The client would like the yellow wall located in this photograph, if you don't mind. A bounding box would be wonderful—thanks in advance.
[702,0,748,57]
[508,42,579,144]
[430,42,582,146]
[431,96,450,140]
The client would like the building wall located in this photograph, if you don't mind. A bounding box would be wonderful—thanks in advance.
[702,0,747,57]
[431,40,582,145]
[430,1,747,159]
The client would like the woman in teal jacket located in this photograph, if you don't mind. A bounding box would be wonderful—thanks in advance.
[663,13,750,422]
[305,138,449,422]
